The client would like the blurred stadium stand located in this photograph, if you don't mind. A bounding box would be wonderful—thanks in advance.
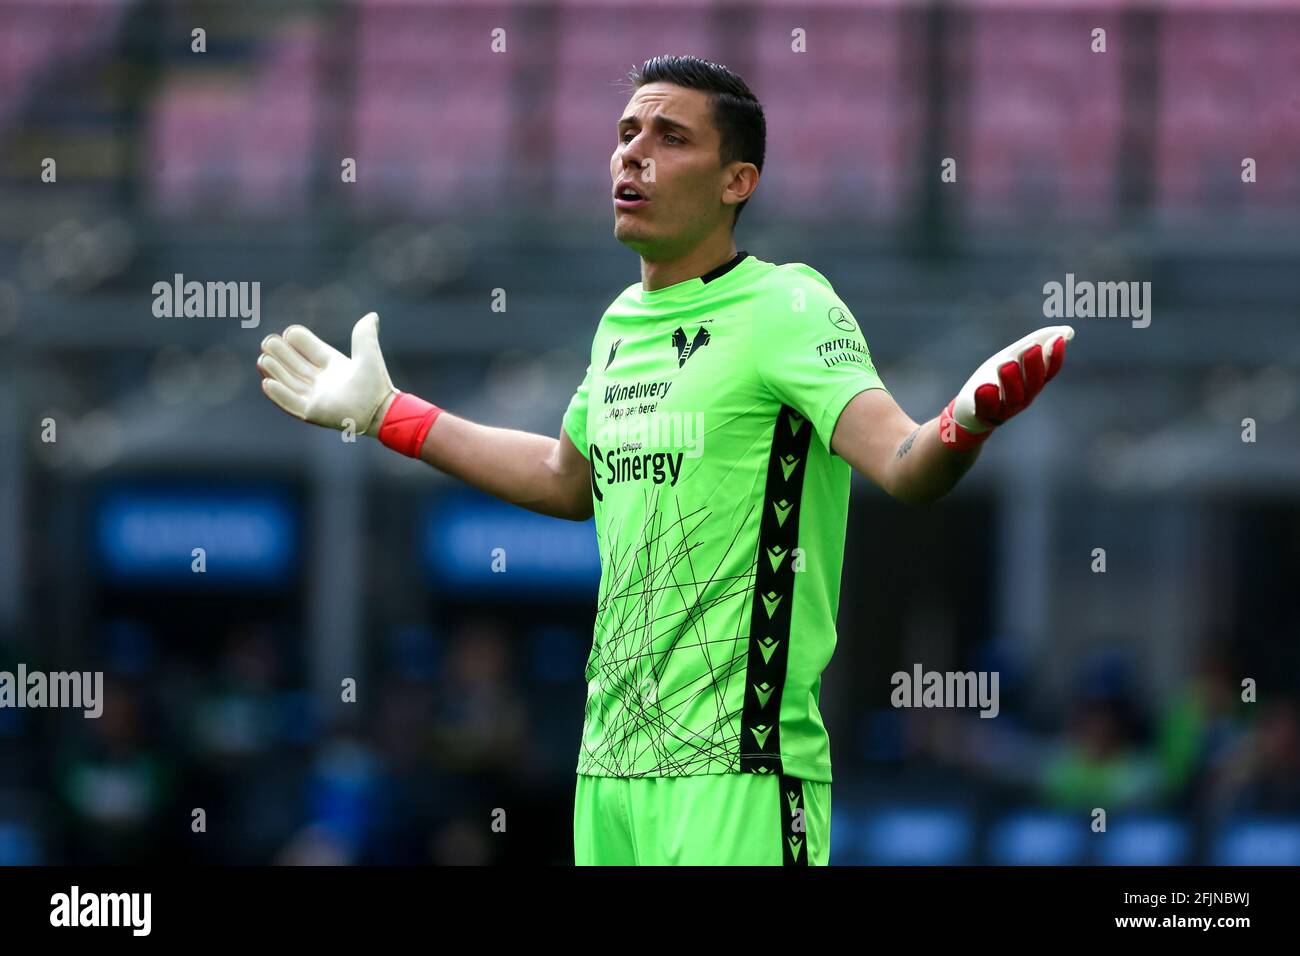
[0,0,1298,864]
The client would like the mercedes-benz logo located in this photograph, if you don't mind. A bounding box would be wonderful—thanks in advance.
[828,307,857,332]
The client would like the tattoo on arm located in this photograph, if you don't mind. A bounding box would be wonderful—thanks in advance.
[895,426,921,459]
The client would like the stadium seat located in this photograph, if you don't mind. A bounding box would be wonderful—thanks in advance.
[860,805,975,865]
[1212,817,1300,865]
[987,810,1088,866]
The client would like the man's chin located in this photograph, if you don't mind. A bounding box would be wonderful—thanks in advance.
[613,221,653,249]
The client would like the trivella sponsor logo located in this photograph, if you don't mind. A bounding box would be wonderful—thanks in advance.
[50,886,151,936]
[0,664,102,718]
[816,336,874,370]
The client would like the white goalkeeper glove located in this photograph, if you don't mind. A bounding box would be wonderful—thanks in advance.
[939,325,1074,450]
[256,312,397,438]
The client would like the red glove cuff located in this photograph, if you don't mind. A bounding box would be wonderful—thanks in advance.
[939,399,993,451]
[378,392,443,458]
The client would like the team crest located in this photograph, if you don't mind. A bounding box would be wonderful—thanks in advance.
[671,326,710,367]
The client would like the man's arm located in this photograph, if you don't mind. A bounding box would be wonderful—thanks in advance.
[416,414,593,521]
[831,326,1072,505]
[831,390,980,505]
[256,313,594,522]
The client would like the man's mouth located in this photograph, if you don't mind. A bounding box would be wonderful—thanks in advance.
[614,181,650,210]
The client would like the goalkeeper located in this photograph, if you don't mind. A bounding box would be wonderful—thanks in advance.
[256,55,1072,866]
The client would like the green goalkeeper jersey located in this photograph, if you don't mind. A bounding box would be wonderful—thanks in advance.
[563,251,888,782]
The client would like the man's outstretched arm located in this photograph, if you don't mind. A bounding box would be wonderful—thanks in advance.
[831,326,1073,505]
[416,414,593,522]
[256,312,594,522]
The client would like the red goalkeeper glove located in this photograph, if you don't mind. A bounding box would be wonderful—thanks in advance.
[939,326,1073,450]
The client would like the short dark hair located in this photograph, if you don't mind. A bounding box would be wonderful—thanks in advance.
[626,54,765,229]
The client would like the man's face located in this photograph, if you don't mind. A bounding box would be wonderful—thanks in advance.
[610,82,739,258]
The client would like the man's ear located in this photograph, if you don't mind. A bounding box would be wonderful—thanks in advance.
[724,162,759,205]
[721,169,756,225]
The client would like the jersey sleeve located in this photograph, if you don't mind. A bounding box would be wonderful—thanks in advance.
[562,361,592,459]
[752,263,889,457]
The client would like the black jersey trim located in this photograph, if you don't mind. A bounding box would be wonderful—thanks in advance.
[699,249,749,284]
[778,774,811,866]
[739,403,813,776]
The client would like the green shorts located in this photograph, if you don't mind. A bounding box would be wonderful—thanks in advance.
[573,772,831,866]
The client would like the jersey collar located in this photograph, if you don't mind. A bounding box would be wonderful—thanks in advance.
[700,249,750,284]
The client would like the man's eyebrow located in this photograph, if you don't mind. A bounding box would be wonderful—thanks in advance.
[617,114,694,135]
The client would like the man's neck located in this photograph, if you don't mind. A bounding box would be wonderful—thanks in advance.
[641,237,739,292]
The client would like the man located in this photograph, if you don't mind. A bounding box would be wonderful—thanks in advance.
[256,54,1071,865]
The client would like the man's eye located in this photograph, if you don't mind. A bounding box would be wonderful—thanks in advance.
[621,131,635,143]
[665,134,683,145]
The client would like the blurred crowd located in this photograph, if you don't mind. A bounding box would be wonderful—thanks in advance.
[0,612,588,864]
[898,647,1300,821]
[3,614,1296,865]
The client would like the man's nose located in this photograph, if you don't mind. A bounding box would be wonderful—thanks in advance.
[619,133,648,168]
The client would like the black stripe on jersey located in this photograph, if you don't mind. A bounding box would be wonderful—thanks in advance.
[778,774,810,866]
[739,403,813,776]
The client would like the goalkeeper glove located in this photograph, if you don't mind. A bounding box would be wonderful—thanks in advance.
[257,312,442,457]
[939,325,1073,450]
